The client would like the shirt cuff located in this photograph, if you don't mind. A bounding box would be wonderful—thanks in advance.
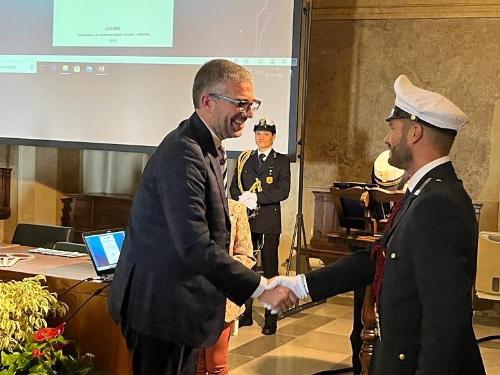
[298,274,310,296]
[251,276,268,298]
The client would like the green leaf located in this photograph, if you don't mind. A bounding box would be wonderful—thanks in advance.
[28,363,48,374]
[1,352,19,366]
[15,352,31,370]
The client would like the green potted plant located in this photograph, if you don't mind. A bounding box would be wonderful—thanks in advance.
[0,275,94,374]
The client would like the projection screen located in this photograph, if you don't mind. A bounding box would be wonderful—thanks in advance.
[0,0,302,156]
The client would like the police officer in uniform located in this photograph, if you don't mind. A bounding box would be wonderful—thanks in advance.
[268,76,485,374]
[230,118,291,335]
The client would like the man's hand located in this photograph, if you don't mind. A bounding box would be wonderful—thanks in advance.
[238,191,258,210]
[258,285,298,314]
[266,275,309,300]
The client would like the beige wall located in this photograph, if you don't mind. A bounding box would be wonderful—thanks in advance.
[0,145,82,242]
[291,1,500,262]
[2,1,500,267]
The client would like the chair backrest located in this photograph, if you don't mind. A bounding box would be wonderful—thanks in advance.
[11,223,73,249]
[367,187,405,234]
[330,186,371,234]
[53,241,88,254]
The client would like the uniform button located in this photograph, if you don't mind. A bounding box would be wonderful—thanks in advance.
[390,253,396,259]
[399,353,406,361]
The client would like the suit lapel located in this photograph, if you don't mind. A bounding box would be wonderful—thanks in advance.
[249,151,259,174]
[207,153,229,216]
[382,192,416,244]
[187,113,230,221]
[383,161,456,244]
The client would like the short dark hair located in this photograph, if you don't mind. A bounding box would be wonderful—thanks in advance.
[403,119,456,155]
[422,124,456,155]
[192,59,253,108]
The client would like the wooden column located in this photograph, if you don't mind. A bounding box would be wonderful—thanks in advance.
[0,167,12,220]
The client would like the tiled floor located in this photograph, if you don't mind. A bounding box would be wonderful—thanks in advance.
[228,294,500,374]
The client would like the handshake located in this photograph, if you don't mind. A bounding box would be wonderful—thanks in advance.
[257,275,309,314]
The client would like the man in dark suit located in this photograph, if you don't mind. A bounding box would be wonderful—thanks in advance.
[108,59,297,375]
[229,118,291,334]
[269,75,485,374]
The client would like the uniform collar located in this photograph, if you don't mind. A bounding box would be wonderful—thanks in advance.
[258,148,272,160]
[407,155,451,192]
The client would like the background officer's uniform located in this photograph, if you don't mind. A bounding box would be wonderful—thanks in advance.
[230,119,291,334]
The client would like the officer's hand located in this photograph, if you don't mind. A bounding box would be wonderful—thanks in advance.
[241,191,257,204]
[258,286,298,314]
[266,275,309,300]
[238,191,258,210]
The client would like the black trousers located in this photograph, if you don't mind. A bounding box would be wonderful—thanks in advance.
[252,232,280,278]
[122,324,199,375]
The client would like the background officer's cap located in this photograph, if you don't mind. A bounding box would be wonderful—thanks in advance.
[385,75,468,133]
[253,118,276,134]
[373,150,405,188]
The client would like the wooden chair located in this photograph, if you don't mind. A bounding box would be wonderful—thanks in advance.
[330,186,372,234]
[367,187,405,234]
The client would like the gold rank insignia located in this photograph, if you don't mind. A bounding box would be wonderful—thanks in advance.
[266,176,273,184]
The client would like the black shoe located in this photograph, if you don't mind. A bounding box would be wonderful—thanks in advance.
[239,314,253,327]
[261,314,277,335]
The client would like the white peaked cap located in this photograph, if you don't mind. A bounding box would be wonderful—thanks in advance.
[373,150,405,187]
[387,75,468,132]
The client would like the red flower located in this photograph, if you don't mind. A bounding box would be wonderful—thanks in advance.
[32,349,45,358]
[33,323,65,342]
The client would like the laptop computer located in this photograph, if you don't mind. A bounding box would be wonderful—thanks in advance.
[82,229,126,281]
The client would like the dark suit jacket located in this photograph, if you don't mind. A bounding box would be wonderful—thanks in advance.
[229,149,290,234]
[306,162,485,375]
[108,112,260,348]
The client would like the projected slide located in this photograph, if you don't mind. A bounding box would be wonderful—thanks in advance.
[0,0,301,155]
[53,0,174,47]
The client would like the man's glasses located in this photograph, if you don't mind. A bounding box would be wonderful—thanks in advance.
[209,93,261,112]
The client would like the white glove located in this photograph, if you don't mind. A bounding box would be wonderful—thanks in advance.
[266,274,309,300]
[238,191,258,210]
[240,191,257,203]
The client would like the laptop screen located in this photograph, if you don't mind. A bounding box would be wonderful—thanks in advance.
[83,230,125,275]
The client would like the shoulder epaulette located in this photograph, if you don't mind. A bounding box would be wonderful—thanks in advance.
[414,177,437,196]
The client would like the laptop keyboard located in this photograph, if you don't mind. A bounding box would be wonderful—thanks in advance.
[28,248,87,258]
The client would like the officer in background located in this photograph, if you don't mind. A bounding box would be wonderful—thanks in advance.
[230,118,291,335]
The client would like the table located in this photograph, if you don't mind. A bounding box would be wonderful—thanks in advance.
[0,244,131,374]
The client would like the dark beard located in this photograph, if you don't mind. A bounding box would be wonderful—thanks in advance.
[388,141,412,170]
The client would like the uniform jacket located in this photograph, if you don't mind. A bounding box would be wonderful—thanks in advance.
[108,112,260,348]
[225,199,256,322]
[306,162,485,375]
[229,149,290,234]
